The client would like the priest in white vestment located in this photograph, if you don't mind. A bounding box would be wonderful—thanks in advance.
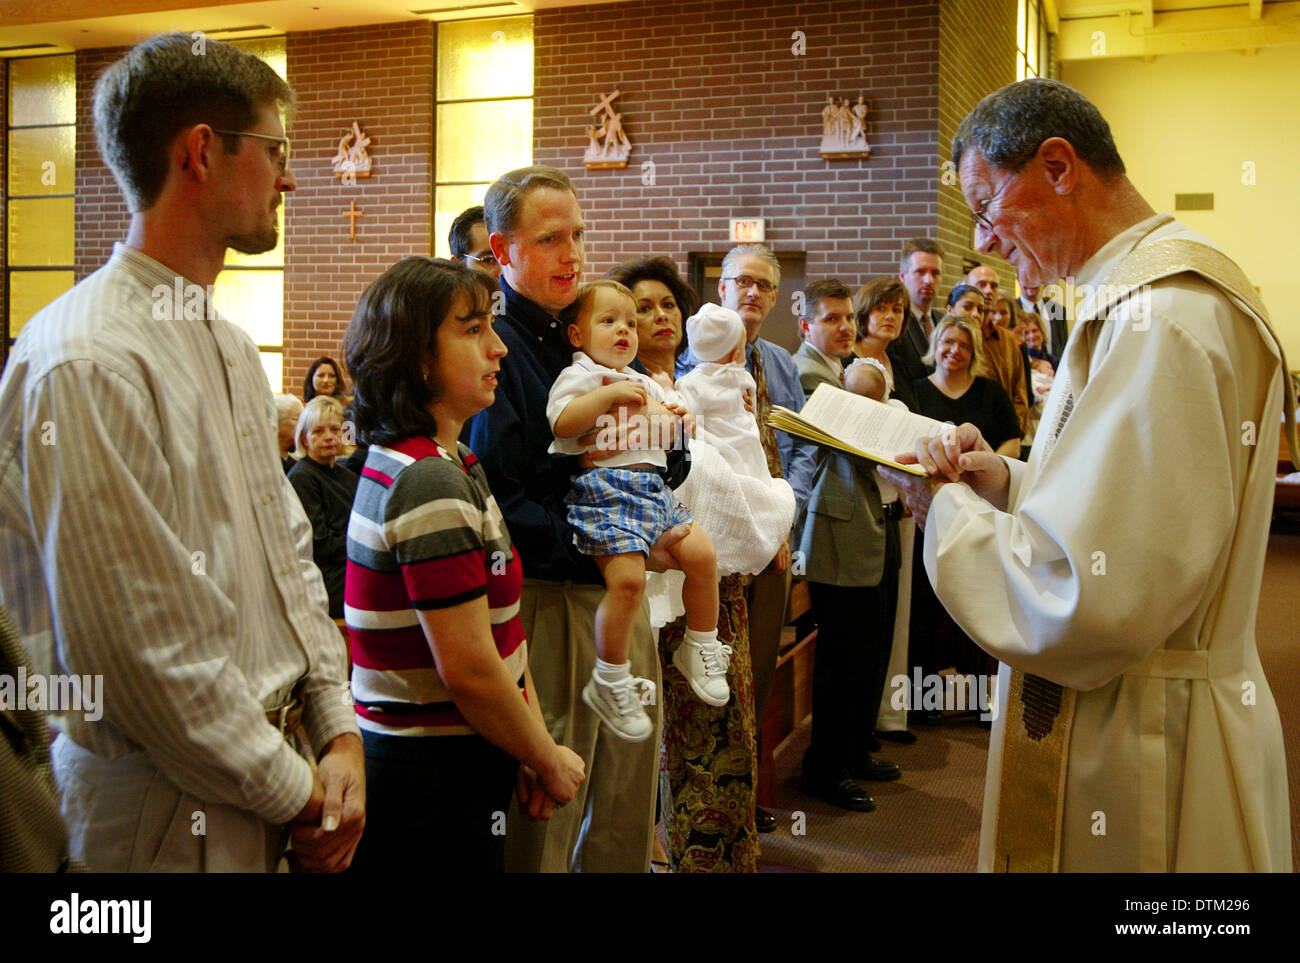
[883,78,1293,873]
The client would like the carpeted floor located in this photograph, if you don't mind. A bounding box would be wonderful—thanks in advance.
[754,530,1300,873]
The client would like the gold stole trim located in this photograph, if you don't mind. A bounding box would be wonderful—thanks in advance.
[992,237,1294,874]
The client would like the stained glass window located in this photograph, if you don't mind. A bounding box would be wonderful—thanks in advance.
[6,54,76,364]
[434,16,534,259]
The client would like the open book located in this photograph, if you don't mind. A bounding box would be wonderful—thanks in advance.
[768,382,951,477]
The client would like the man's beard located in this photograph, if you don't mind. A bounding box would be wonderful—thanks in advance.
[227,223,279,255]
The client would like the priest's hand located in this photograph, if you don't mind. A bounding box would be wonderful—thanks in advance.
[879,423,1011,527]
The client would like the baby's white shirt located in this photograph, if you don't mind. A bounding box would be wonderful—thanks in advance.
[546,351,672,469]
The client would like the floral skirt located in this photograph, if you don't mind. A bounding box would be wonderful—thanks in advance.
[658,572,758,872]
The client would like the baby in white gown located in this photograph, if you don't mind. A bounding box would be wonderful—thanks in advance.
[674,304,771,481]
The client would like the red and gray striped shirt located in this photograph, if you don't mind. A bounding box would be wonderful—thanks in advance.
[345,437,526,736]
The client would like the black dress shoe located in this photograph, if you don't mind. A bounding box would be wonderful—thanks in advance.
[801,776,876,812]
[850,755,902,781]
[875,729,917,745]
[755,807,777,833]
[913,709,944,726]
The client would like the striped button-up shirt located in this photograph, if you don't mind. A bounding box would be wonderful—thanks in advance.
[0,244,358,826]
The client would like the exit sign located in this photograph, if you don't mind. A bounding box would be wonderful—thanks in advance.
[729,218,766,243]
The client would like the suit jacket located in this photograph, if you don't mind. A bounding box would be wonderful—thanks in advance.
[0,605,75,872]
[888,306,939,387]
[791,342,886,587]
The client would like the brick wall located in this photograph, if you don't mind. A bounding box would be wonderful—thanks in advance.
[49,2,1020,385]
[936,0,1018,298]
[533,0,941,295]
[63,24,434,393]
[283,20,434,391]
[75,46,132,282]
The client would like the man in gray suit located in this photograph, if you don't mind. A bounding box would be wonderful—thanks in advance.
[791,280,901,813]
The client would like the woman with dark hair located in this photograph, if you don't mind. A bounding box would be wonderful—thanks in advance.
[946,283,986,326]
[606,255,761,872]
[303,355,347,403]
[343,256,584,873]
[846,276,917,411]
[989,294,1021,338]
[606,255,698,389]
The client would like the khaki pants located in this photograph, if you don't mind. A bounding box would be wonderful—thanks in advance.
[505,579,662,873]
[52,736,287,872]
[876,516,915,730]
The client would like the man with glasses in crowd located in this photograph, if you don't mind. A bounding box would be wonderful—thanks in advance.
[0,34,363,873]
[448,204,501,287]
[712,243,815,833]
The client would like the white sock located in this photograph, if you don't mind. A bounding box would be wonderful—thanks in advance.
[596,658,630,682]
[683,628,718,648]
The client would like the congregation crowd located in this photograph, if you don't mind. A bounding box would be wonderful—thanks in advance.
[1,32,1292,877]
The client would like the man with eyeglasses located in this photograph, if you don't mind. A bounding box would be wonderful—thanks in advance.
[448,204,501,286]
[0,35,363,873]
[711,243,815,833]
[883,78,1294,873]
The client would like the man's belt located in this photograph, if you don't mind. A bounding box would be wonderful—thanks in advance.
[265,683,305,738]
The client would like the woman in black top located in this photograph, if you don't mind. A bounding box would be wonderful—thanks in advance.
[908,315,1019,719]
[912,314,1021,457]
[288,395,358,618]
[303,355,349,404]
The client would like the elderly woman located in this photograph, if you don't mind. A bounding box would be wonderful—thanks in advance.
[908,315,1020,719]
[275,393,304,474]
[288,395,358,619]
[303,355,348,404]
[343,257,583,874]
[606,255,761,872]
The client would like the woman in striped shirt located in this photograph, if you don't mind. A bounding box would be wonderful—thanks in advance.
[342,257,585,873]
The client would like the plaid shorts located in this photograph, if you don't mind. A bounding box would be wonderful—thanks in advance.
[565,467,693,558]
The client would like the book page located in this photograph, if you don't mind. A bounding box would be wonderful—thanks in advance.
[799,383,949,462]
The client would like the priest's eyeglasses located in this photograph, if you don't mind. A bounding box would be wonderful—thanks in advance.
[213,129,291,172]
[464,251,499,267]
[723,275,776,294]
[971,177,1012,232]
